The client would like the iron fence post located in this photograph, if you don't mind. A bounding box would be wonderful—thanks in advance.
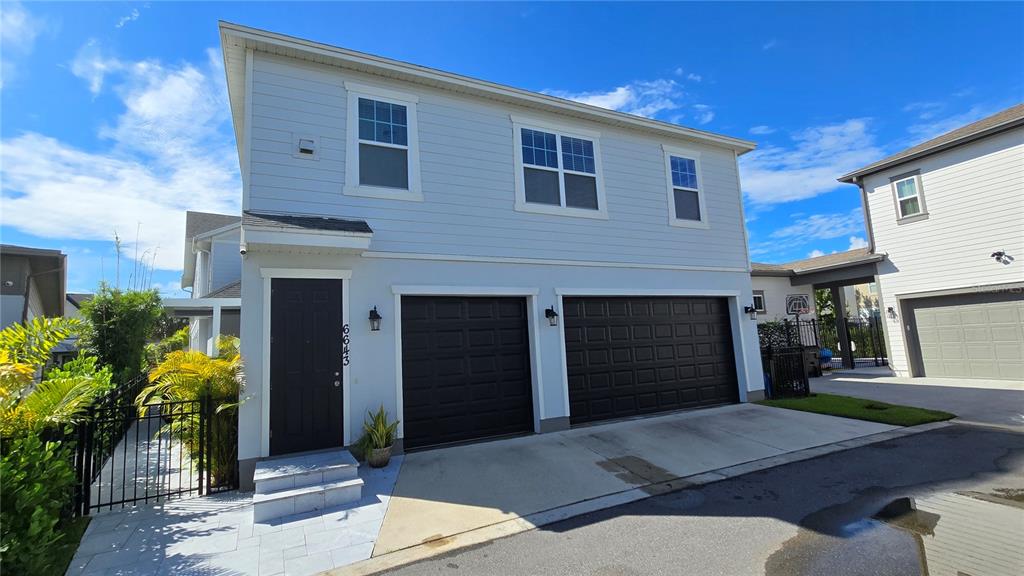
[197,396,207,496]
[205,393,214,495]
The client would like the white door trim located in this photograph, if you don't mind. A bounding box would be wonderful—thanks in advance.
[391,285,544,441]
[260,268,352,457]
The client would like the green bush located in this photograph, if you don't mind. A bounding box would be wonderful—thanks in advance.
[0,435,77,575]
[80,285,163,380]
[144,326,190,367]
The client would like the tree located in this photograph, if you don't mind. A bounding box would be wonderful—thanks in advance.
[815,288,835,326]
[79,284,163,380]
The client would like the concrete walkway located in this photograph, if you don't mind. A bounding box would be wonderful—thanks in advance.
[373,403,897,556]
[814,366,1024,429]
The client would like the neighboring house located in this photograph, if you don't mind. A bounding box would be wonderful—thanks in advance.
[64,292,92,320]
[219,22,764,489]
[0,244,66,329]
[839,103,1024,381]
[750,248,886,323]
[162,211,242,355]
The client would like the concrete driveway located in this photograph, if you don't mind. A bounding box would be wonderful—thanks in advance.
[813,367,1024,429]
[371,403,897,557]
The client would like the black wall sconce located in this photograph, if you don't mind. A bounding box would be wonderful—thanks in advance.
[886,306,898,320]
[368,306,382,331]
[545,306,559,327]
[743,305,757,320]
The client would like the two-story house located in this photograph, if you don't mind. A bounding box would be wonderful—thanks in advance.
[219,23,764,489]
[839,104,1024,381]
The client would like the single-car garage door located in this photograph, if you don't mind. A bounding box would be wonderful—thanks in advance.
[564,296,739,424]
[904,290,1024,381]
[401,296,534,449]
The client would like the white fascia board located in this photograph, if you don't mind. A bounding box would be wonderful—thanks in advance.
[163,298,241,309]
[243,228,372,251]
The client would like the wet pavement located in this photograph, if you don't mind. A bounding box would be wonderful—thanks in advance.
[378,424,1024,575]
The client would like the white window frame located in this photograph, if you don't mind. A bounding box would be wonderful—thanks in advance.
[344,81,423,202]
[890,171,927,222]
[752,290,766,313]
[511,115,608,220]
[663,145,709,229]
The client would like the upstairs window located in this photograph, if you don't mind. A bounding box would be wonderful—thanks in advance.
[663,146,708,228]
[513,118,607,219]
[891,172,927,221]
[345,83,422,201]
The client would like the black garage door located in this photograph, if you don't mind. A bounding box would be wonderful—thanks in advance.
[401,296,534,450]
[565,296,739,424]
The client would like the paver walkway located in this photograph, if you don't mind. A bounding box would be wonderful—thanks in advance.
[67,456,403,576]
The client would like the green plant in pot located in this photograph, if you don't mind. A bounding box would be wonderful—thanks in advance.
[357,405,399,468]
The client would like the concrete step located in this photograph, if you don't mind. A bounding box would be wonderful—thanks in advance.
[254,449,359,494]
[252,477,365,522]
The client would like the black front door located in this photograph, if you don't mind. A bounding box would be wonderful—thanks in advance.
[270,278,344,455]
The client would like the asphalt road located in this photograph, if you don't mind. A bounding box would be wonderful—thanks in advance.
[381,424,1024,576]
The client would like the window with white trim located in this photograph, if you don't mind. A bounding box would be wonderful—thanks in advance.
[753,290,766,313]
[891,173,925,219]
[512,118,607,219]
[663,146,708,228]
[344,83,422,201]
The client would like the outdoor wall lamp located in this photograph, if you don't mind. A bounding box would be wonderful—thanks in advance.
[368,306,382,331]
[545,306,559,327]
[886,306,898,320]
[744,305,757,320]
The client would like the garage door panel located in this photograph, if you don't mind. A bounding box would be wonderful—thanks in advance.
[401,296,533,449]
[907,291,1024,381]
[565,296,738,424]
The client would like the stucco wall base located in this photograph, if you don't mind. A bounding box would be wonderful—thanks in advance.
[238,458,257,492]
[539,416,570,433]
[745,390,766,402]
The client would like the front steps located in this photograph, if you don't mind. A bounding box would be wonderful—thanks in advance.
[252,449,363,522]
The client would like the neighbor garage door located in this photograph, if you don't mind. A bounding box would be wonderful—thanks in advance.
[401,296,534,449]
[905,290,1024,381]
[564,296,739,425]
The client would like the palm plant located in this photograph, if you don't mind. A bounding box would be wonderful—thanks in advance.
[136,340,243,484]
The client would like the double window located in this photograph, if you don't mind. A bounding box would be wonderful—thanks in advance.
[663,146,708,228]
[890,172,927,221]
[345,83,422,201]
[512,118,607,219]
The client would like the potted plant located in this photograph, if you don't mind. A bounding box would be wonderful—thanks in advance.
[358,405,399,468]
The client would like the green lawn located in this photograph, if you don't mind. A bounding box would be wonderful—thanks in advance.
[757,393,955,427]
[49,516,91,576]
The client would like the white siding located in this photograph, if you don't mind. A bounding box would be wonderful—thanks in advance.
[751,276,816,322]
[210,230,241,293]
[245,53,750,271]
[862,127,1024,375]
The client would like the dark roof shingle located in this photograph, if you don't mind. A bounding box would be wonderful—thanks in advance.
[752,248,884,276]
[185,211,241,241]
[206,280,240,299]
[242,211,373,234]
[840,103,1024,181]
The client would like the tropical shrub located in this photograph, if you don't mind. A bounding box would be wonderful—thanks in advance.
[355,405,399,454]
[144,326,190,366]
[0,435,77,575]
[136,342,243,484]
[80,285,163,380]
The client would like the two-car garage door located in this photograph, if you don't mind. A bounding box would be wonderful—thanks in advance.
[400,295,739,450]
[904,291,1024,381]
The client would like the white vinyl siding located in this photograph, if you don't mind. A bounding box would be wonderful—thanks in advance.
[245,52,750,271]
[862,127,1024,376]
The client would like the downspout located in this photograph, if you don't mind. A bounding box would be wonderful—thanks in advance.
[849,175,876,254]
[21,266,65,324]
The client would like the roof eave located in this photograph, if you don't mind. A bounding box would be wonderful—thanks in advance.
[791,254,885,275]
[838,116,1024,183]
[218,21,757,155]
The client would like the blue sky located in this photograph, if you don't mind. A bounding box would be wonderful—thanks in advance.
[2,2,1022,297]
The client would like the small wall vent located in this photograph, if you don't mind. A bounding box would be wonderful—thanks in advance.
[292,134,320,160]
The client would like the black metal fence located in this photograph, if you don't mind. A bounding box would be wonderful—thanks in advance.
[761,346,810,399]
[71,378,238,516]
[758,317,888,371]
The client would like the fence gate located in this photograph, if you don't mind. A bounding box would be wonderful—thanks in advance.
[73,376,238,515]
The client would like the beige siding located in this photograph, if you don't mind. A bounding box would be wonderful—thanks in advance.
[863,127,1024,375]
[245,52,750,270]
[751,276,816,322]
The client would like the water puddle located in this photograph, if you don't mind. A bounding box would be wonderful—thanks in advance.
[767,491,1024,576]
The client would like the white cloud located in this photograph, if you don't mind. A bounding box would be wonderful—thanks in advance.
[848,236,868,250]
[749,125,775,135]
[902,101,943,120]
[906,104,995,141]
[1,46,240,271]
[673,67,684,76]
[116,8,140,28]
[0,1,46,89]
[546,79,683,118]
[71,39,122,94]
[687,73,702,83]
[739,118,884,204]
[692,104,714,125]
[769,210,865,242]
[762,39,778,51]
[807,249,826,258]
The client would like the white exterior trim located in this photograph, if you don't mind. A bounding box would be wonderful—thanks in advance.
[344,81,423,202]
[662,144,710,229]
[390,285,545,439]
[259,268,353,456]
[241,48,254,212]
[363,251,748,273]
[511,116,609,220]
[555,288,741,297]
